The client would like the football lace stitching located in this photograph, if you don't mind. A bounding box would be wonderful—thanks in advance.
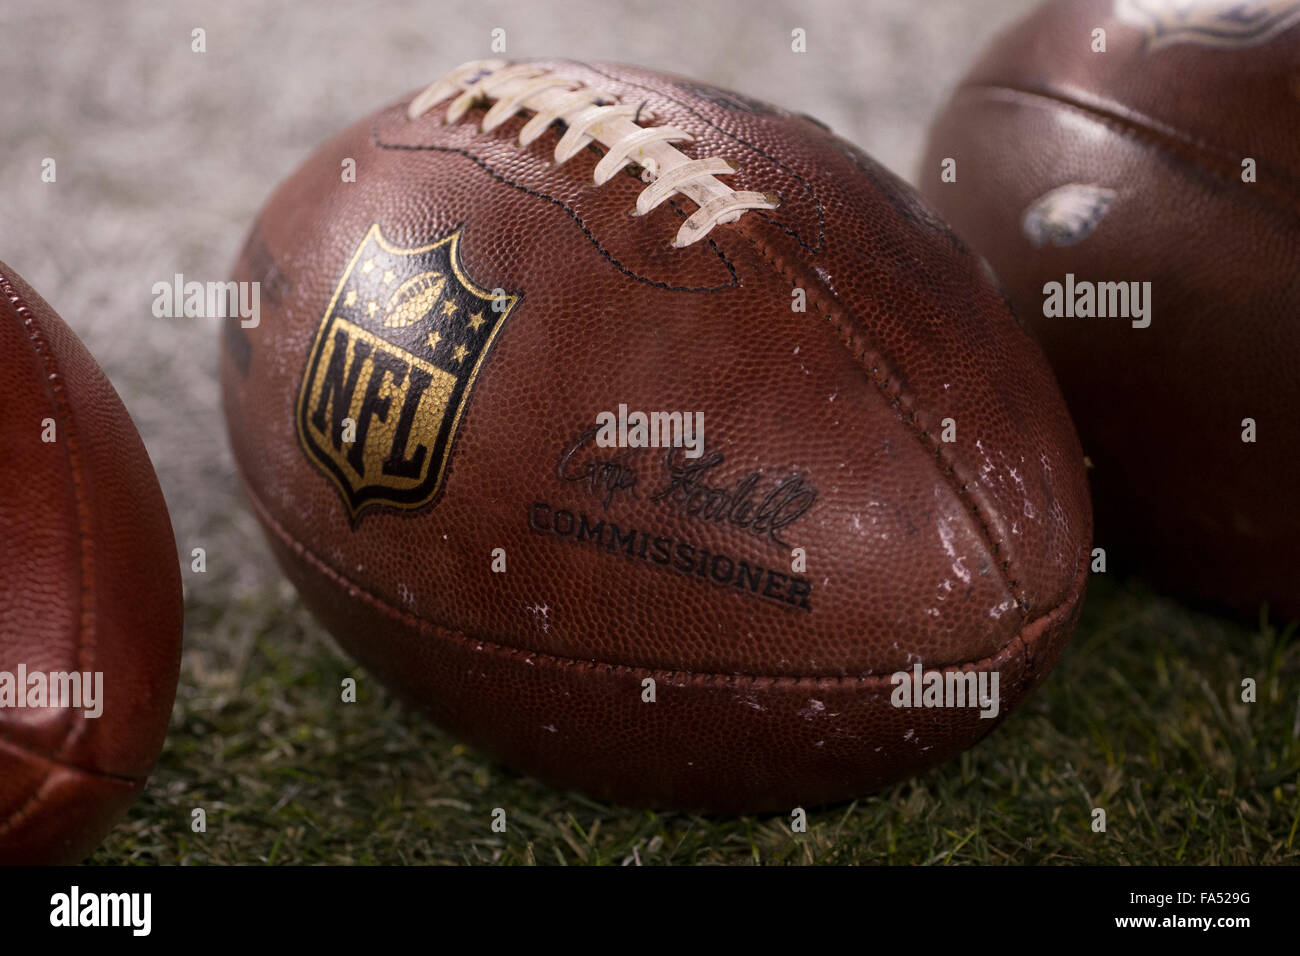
[407,59,780,246]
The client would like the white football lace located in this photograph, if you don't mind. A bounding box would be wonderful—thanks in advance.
[407,59,780,247]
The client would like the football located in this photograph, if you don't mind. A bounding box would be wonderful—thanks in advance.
[0,263,183,863]
[921,0,1300,618]
[222,59,1091,812]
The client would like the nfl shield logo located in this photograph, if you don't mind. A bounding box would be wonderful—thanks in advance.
[296,224,519,519]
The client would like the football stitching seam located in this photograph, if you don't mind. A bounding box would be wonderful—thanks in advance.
[372,121,742,292]
[240,472,1084,685]
[0,274,100,838]
[0,738,144,786]
[956,83,1300,214]
[736,234,1030,614]
[577,60,828,253]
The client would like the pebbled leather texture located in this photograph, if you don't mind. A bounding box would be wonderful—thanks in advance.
[922,0,1300,619]
[222,60,1091,812]
[0,263,183,864]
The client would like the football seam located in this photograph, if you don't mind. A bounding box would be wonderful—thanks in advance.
[735,232,1031,614]
[577,60,828,253]
[0,737,147,787]
[0,274,104,838]
[0,737,143,853]
[242,470,1087,685]
[954,83,1300,215]
[372,121,743,293]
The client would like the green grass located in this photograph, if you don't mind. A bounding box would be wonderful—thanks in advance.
[91,575,1299,865]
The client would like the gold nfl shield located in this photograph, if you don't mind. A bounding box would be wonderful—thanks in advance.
[296,224,519,518]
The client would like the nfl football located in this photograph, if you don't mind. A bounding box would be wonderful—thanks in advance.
[222,59,1091,812]
[0,262,183,863]
[922,0,1300,619]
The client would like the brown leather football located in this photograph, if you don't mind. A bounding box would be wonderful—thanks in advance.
[0,263,183,863]
[921,0,1300,619]
[222,59,1091,812]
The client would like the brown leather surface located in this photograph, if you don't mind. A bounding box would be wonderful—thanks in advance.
[921,0,1300,619]
[0,264,183,864]
[223,60,1091,811]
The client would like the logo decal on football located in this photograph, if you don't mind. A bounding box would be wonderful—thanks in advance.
[296,224,519,518]
[1116,0,1300,48]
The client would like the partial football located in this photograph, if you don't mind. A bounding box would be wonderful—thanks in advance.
[0,263,183,864]
[222,59,1092,811]
[922,0,1300,619]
